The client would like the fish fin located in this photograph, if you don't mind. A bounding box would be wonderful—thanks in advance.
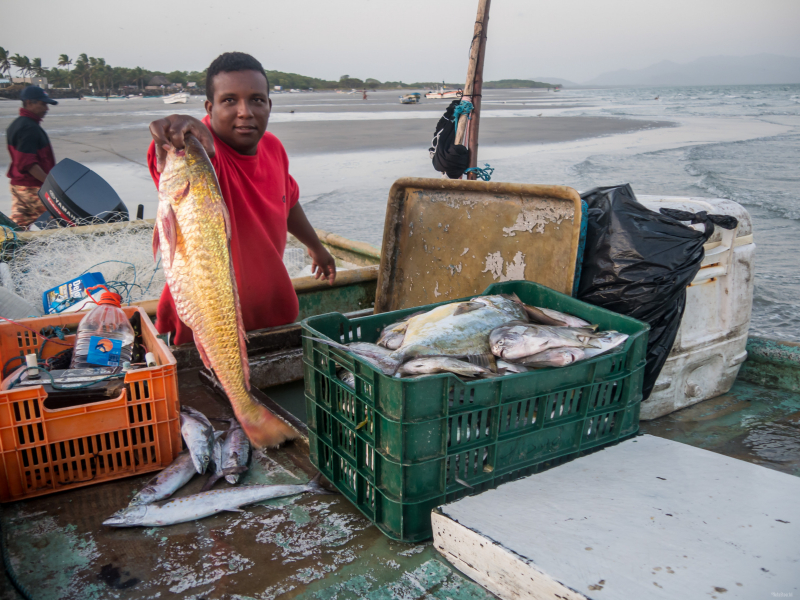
[223,466,247,477]
[500,293,524,304]
[523,305,564,326]
[453,301,485,316]
[454,476,474,489]
[194,334,212,371]
[308,472,338,495]
[152,221,160,261]
[200,473,222,492]
[158,202,178,267]
[225,508,245,513]
[464,353,497,372]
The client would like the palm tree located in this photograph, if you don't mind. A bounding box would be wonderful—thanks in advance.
[31,58,46,77]
[0,47,11,78]
[10,54,31,78]
[74,53,89,88]
[57,54,72,71]
[132,66,145,90]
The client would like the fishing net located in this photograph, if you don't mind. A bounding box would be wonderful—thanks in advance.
[1,221,346,314]
[2,220,165,313]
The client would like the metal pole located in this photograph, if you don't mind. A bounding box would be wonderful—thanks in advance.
[454,0,491,182]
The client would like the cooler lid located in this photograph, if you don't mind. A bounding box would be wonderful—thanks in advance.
[638,195,753,243]
[375,178,583,313]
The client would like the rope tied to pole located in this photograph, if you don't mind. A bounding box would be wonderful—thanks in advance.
[464,163,495,181]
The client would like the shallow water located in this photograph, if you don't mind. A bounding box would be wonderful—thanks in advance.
[2,85,798,340]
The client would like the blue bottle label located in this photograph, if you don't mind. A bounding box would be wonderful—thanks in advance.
[86,336,123,367]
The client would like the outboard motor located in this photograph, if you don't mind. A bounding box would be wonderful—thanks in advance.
[38,159,129,225]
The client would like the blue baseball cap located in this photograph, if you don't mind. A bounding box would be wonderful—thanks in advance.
[20,86,58,105]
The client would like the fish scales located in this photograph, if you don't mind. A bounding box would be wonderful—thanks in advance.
[156,135,297,448]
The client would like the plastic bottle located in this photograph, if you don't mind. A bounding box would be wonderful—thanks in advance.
[70,289,135,369]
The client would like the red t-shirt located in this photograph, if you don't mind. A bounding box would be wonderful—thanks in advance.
[147,116,299,345]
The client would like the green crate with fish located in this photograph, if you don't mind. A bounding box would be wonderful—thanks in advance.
[301,280,649,541]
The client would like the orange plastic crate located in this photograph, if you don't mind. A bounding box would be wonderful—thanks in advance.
[0,307,181,502]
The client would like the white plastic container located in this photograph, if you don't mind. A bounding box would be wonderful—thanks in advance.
[70,291,135,369]
[636,195,755,420]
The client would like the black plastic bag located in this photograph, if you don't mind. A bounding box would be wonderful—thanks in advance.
[429,99,469,179]
[577,184,738,399]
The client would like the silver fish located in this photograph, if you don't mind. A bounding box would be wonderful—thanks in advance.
[222,419,250,485]
[516,347,585,368]
[489,322,600,361]
[131,430,225,506]
[496,360,530,374]
[337,369,356,389]
[103,474,327,527]
[582,331,629,359]
[523,305,592,329]
[396,357,494,378]
[377,321,407,350]
[391,299,526,369]
[180,407,215,474]
[306,338,401,376]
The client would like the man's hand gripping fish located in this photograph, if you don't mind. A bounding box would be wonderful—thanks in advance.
[154,134,298,448]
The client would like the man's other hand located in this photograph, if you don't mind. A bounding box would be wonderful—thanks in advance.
[149,115,215,172]
[308,244,337,285]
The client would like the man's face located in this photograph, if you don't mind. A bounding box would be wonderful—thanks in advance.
[25,100,49,119]
[205,70,271,155]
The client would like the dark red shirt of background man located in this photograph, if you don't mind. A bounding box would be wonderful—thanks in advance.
[5,86,57,228]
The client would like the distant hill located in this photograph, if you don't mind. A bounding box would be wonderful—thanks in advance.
[530,77,578,87]
[484,79,555,89]
[586,54,800,87]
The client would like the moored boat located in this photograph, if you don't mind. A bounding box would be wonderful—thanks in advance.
[163,92,190,104]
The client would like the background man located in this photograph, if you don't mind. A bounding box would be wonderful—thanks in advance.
[5,86,57,228]
[147,52,337,345]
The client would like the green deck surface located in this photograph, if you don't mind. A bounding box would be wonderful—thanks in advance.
[1,369,798,599]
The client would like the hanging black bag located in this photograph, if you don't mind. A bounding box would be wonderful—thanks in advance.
[577,184,738,399]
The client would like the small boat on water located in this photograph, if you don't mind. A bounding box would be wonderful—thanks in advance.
[426,84,461,99]
[163,92,191,104]
[399,93,421,104]
[81,95,127,101]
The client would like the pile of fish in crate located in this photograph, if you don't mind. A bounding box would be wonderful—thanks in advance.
[302,281,649,542]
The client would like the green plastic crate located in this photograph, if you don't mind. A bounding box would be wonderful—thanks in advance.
[302,281,649,542]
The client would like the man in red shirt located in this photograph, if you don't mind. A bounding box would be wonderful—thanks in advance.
[5,86,57,228]
[147,52,336,345]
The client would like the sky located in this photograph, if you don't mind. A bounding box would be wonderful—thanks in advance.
[2,0,800,83]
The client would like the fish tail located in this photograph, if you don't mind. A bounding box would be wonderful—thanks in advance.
[307,472,337,495]
[233,394,299,450]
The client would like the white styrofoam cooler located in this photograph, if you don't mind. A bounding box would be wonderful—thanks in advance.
[636,195,755,420]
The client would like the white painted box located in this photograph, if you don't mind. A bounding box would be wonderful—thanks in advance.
[636,195,755,420]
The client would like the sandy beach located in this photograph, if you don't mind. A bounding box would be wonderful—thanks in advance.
[0,88,670,220]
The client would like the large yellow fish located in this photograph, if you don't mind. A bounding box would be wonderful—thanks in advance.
[154,134,298,448]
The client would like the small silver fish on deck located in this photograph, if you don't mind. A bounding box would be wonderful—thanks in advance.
[104,474,328,527]
[221,419,250,485]
[130,430,225,505]
[180,406,215,474]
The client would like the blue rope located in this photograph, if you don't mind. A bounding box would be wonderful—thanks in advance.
[464,163,495,181]
[452,100,474,128]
